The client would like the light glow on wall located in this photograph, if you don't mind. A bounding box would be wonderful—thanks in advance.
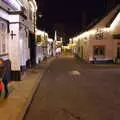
[36,29,48,37]
[110,12,120,30]
[29,1,35,12]
[3,0,22,11]
[48,38,53,42]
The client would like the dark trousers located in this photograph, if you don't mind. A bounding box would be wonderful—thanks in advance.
[2,81,8,98]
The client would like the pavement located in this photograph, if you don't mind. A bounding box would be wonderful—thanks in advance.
[0,57,55,120]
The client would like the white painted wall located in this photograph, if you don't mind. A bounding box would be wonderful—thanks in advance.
[0,0,37,72]
[9,23,20,70]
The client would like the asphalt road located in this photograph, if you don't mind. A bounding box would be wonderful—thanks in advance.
[24,56,120,120]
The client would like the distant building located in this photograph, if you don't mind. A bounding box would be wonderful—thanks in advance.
[36,29,53,63]
[47,38,53,57]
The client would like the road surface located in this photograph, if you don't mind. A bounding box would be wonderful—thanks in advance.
[24,56,120,120]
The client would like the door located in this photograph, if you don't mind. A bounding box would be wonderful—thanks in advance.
[117,47,120,58]
[81,46,83,59]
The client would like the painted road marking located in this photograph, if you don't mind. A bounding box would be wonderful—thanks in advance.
[69,70,80,75]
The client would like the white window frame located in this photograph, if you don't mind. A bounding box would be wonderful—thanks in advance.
[0,19,8,55]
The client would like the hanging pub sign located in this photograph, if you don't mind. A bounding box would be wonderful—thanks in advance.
[2,0,22,11]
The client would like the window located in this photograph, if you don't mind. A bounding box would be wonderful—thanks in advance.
[37,35,42,42]
[117,47,120,58]
[93,46,105,56]
[112,34,120,39]
[0,21,8,55]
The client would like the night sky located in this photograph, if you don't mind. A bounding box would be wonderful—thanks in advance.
[35,0,119,41]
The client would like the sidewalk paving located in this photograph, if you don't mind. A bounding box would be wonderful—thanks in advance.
[0,57,55,120]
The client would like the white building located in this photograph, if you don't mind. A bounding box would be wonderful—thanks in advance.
[47,38,53,57]
[36,29,49,63]
[0,0,37,80]
[72,4,120,63]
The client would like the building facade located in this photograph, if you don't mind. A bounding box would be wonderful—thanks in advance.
[36,29,49,63]
[72,5,120,63]
[0,0,37,80]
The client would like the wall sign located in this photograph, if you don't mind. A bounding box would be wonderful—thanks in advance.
[95,28,104,40]
[10,30,16,39]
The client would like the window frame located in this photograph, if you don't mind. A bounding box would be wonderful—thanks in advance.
[0,19,8,55]
[93,46,105,56]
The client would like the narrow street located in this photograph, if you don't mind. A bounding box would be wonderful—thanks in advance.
[24,56,120,120]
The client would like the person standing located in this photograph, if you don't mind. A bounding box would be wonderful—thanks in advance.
[3,59,11,98]
[0,58,5,97]
[0,59,10,99]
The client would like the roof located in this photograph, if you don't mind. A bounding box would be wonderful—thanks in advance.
[90,4,120,29]
[72,4,120,39]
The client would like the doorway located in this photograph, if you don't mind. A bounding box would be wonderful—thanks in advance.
[117,47,120,58]
[28,32,36,66]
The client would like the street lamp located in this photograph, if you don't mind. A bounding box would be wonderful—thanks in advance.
[39,14,43,18]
